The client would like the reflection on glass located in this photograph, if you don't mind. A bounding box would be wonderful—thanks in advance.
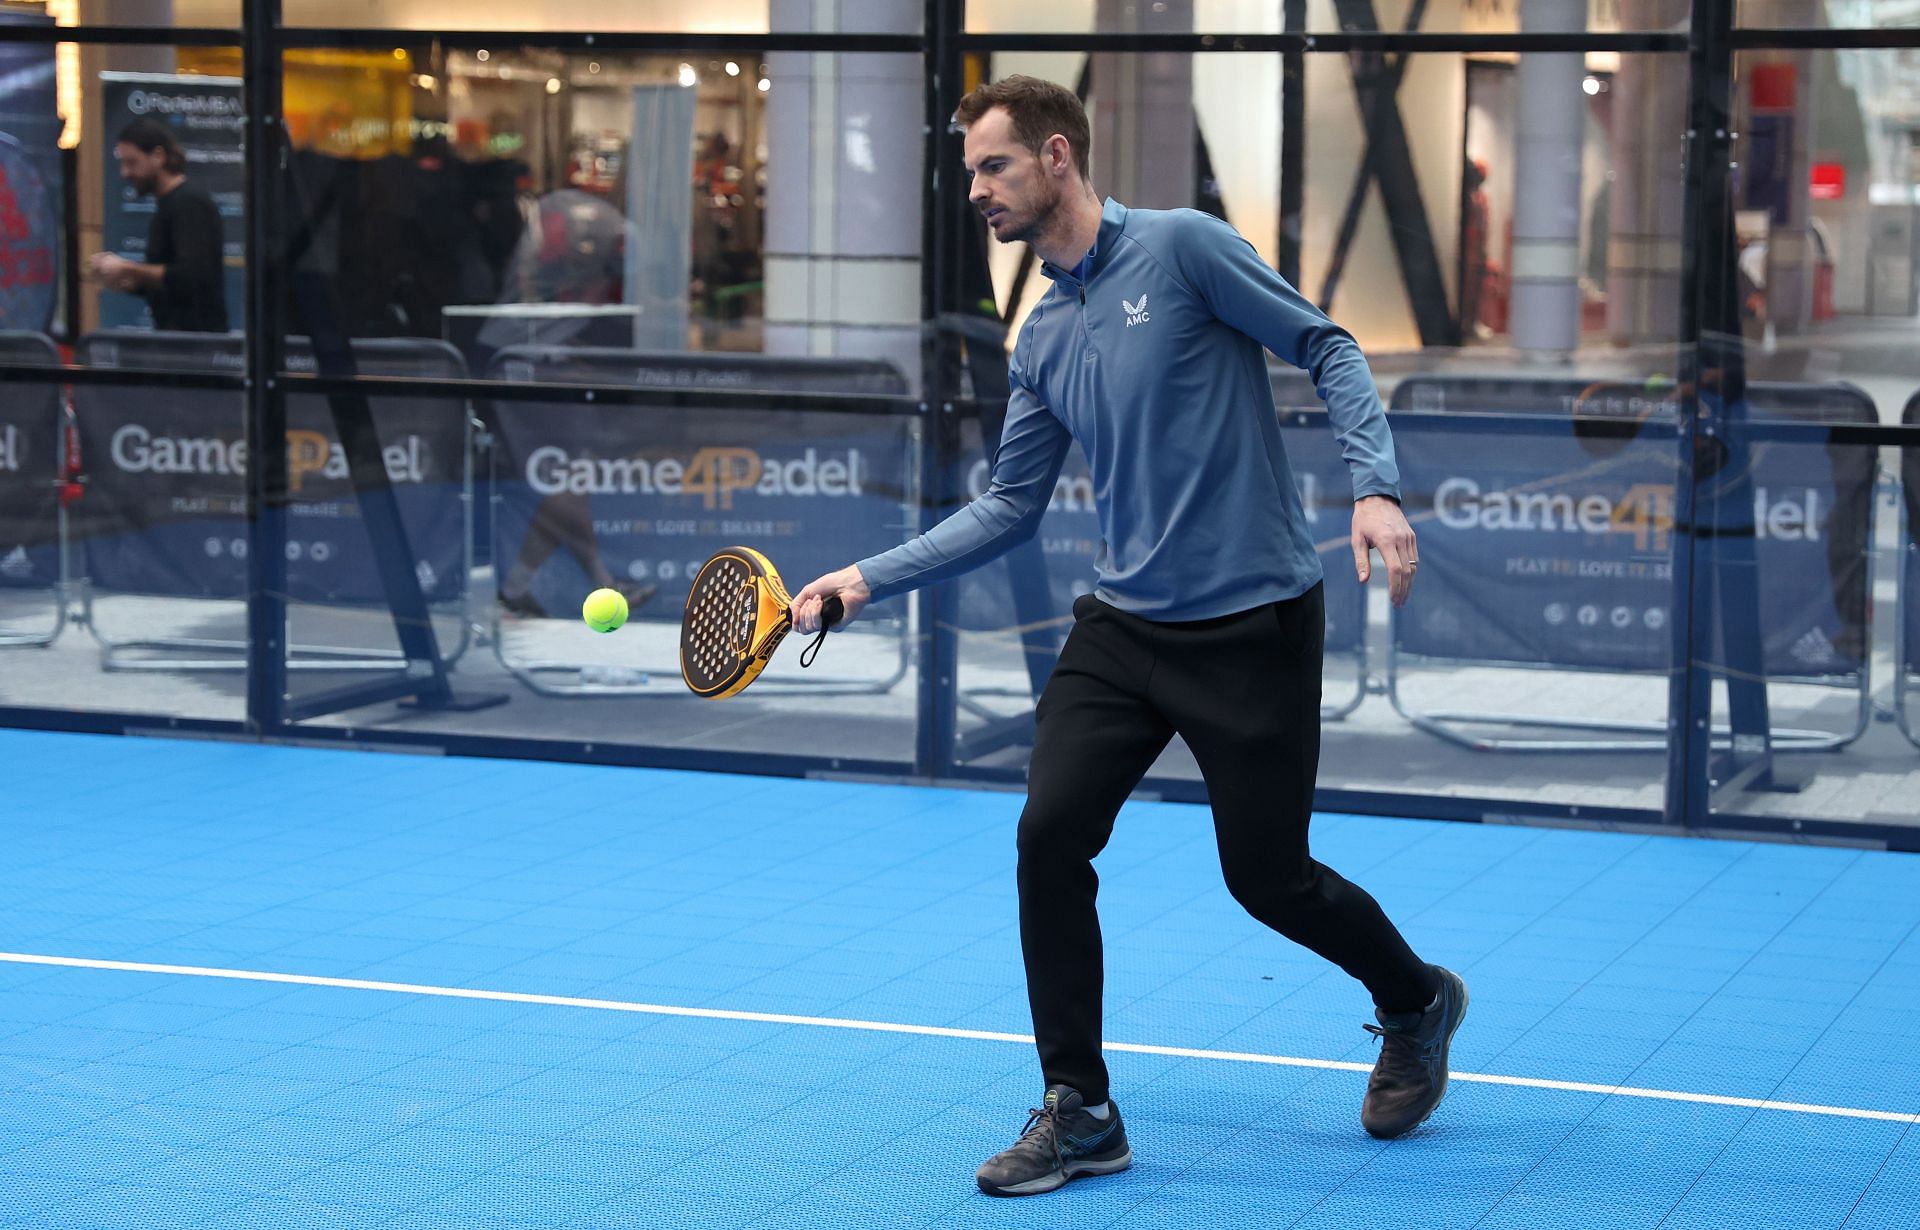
[281,0,918,34]
[0,42,250,355]
[979,51,1687,361]
[1726,47,1920,437]
[294,368,924,767]
[1703,428,1914,834]
[0,357,65,654]
[1311,366,1681,813]
[270,49,923,388]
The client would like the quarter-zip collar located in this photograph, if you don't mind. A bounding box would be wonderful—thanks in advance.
[1040,197,1129,290]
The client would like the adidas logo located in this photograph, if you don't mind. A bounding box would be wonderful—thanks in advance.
[0,545,29,580]
[1122,293,1150,327]
[1789,625,1835,666]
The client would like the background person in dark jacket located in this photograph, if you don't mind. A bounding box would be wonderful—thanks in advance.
[87,118,228,332]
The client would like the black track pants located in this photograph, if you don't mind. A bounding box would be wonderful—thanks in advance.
[1017,585,1436,1105]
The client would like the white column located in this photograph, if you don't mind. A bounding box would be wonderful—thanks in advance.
[1607,0,1689,347]
[1090,0,1192,210]
[1509,0,1586,359]
[765,0,923,388]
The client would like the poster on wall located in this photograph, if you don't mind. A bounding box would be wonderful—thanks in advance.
[0,15,62,333]
[97,72,244,330]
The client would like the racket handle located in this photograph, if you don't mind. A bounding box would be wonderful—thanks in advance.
[799,595,844,671]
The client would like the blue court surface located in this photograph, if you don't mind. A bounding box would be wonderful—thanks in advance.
[1,728,1916,1229]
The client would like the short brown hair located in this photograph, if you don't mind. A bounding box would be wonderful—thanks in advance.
[953,75,1091,181]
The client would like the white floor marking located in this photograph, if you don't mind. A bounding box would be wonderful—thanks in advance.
[4,951,1913,1126]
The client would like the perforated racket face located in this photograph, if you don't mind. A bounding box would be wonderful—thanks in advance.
[680,549,790,699]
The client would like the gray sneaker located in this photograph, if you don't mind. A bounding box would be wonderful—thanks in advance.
[1360,965,1470,1139]
[975,1085,1131,1197]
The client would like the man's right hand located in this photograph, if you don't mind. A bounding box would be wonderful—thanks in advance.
[790,564,870,635]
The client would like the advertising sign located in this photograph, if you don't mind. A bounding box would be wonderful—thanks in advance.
[1390,377,1874,677]
[73,332,468,604]
[486,348,914,620]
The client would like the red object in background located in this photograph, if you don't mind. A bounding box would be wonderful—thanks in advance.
[59,409,82,509]
[1810,162,1846,201]
[1480,260,1509,334]
[1750,62,1796,111]
[1814,261,1835,322]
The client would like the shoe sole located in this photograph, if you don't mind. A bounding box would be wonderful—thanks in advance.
[1365,970,1470,1140]
[977,1148,1132,1197]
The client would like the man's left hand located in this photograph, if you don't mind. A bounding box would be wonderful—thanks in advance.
[87,253,136,292]
[1352,494,1418,607]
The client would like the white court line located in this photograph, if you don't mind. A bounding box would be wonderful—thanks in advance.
[5,951,1915,1127]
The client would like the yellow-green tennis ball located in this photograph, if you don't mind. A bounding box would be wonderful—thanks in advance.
[582,588,628,633]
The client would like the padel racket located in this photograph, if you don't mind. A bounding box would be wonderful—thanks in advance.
[679,546,842,699]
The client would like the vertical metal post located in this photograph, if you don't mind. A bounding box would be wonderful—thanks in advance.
[917,0,964,779]
[242,0,288,734]
[1665,0,1736,827]
[60,145,81,344]
[1280,0,1305,286]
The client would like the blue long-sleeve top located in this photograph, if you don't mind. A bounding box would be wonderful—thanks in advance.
[858,197,1400,621]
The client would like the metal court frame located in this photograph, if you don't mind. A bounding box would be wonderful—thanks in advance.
[0,2,1916,847]
[1896,491,1920,751]
[1896,392,1920,750]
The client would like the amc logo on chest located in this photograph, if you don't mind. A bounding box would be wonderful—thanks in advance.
[1122,293,1150,327]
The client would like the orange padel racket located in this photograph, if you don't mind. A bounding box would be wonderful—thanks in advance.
[679,546,842,699]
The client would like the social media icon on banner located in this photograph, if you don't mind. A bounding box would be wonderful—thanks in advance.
[1611,606,1633,628]
[628,560,650,580]
[1644,607,1666,630]
[310,541,332,563]
[1544,603,1567,626]
[204,537,223,558]
[1577,605,1600,627]
[286,541,303,561]
[659,561,678,581]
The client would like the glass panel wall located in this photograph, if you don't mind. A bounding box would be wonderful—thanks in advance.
[1696,42,1920,840]
[948,48,1686,815]
[266,44,924,381]
[268,48,926,770]
[1,4,1917,839]
[0,37,247,724]
[0,33,245,356]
